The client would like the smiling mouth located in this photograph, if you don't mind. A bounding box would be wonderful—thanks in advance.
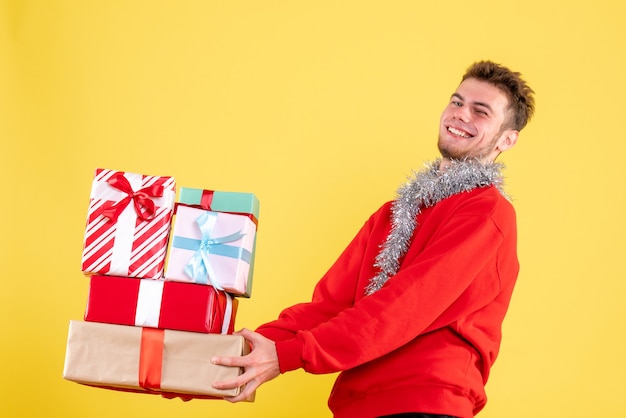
[447,127,472,138]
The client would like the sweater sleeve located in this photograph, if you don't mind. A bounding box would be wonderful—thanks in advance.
[255,203,391,343]
[274,192,516,374]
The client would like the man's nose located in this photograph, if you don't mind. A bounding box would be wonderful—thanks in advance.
[454,107,470,122]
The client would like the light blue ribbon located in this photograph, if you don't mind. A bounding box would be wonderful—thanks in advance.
[172,211,250,289]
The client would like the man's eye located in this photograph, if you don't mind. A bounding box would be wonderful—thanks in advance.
[452,101,462,106]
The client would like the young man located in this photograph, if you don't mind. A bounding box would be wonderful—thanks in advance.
[212,61,535,418]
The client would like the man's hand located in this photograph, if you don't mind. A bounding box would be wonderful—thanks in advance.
[212,328,280,402]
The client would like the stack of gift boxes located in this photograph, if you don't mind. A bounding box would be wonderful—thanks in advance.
[63,168,259,399]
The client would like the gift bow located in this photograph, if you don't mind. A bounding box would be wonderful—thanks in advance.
[101,172,164,222]
[184,212,246,290]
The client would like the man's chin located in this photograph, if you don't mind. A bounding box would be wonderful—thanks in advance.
[437,144,464,161]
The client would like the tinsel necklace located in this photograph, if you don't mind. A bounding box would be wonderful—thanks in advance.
[364,158,506,295]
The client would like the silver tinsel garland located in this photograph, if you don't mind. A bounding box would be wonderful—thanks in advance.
[364,158,506,295]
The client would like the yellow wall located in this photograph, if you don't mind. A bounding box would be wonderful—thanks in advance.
[2,1,625,417]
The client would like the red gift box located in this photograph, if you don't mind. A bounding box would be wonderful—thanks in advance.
[81,169,176,279]
[84,275,237,334]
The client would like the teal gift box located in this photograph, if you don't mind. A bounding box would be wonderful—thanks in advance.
[178,188,259,225]
[172,188,259,298]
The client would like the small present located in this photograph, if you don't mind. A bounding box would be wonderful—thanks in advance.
[177,187,259,225]
[175,188,260,297]
[84,275,237,334]
[63,320,250,398]
[165,205,256,297]
[81,169,176,279]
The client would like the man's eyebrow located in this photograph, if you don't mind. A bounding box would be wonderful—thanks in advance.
[474,101,493,112]
[452,92,493,112]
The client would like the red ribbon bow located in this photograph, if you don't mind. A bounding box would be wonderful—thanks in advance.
[101,172,164,222]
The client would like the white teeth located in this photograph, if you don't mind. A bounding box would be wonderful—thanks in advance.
[448,127,470,138]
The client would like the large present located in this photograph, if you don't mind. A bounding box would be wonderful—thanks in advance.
[84,275,237,334]
[177,187,259,225]
[165,205,256,297]
[81,169,176,279]
[63,320,250,398]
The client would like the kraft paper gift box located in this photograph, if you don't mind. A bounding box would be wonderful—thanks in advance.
[63,320,250,398]
[85,275,238,334]
[81,168,176,279]
[164,205,256,297]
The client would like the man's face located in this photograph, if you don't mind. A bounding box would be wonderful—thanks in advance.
[438,78,518,164]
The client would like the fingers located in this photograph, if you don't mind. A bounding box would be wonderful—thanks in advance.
[212,356,256,391]
[211,328,280,403]
[211,328,264,367]
[223,383,257,403]
[213,374,247,391]
[233,328,260,349]
[211,354,247,368]
[235,327,256,340]
[218,370,260,403]
[213,369,259,403]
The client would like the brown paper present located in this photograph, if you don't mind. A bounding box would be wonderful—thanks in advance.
[63,320,250,398]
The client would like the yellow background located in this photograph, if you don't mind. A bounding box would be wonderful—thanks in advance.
[1,1,625,417]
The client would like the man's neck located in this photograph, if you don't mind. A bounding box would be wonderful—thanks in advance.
[439,158,452,170]
[439,156,497,170]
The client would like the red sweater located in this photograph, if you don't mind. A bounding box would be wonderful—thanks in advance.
[256,186,519,418]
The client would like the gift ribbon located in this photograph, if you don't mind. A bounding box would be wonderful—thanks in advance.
[173,212,250,290]
[101,172,164,222]
[135,280,165,328]
[139,328,164,390]
[221,293,233,335]
[176,189,259,227]
[200,190,215,211]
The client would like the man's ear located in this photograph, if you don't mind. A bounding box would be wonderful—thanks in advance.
[496,129,519,153]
